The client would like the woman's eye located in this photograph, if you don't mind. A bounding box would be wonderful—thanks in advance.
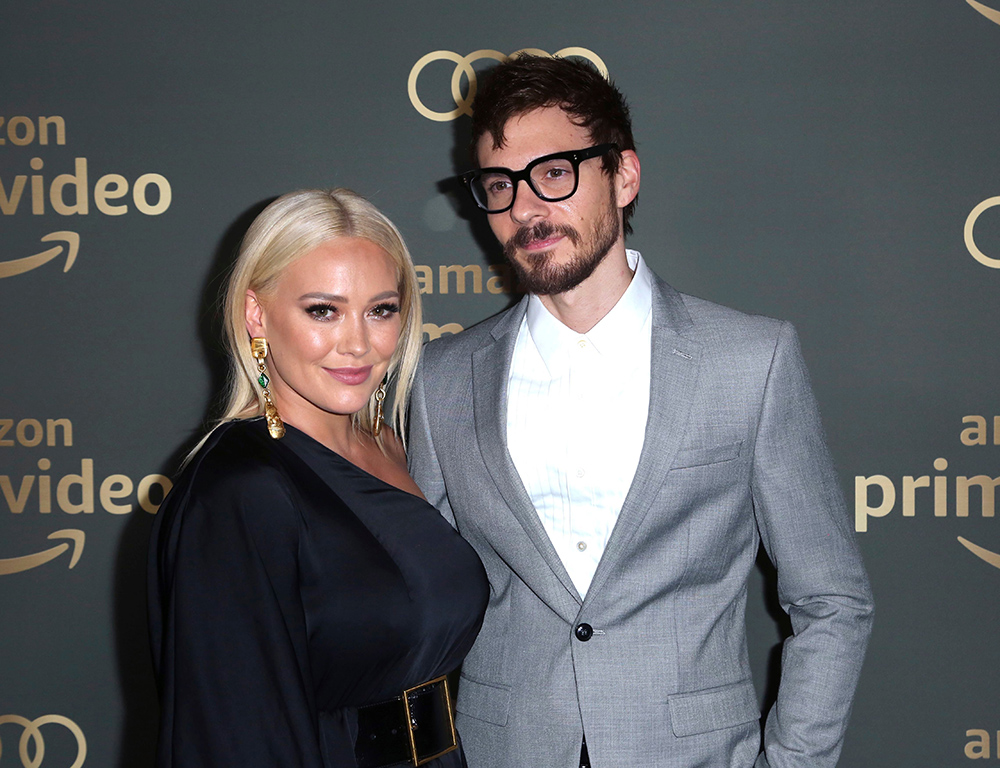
[370,302,401,319]
[306,303,337,320]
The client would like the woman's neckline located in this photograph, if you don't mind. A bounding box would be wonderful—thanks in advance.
[262,419,426,502]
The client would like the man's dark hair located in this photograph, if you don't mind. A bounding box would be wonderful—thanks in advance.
[470,55,638,236]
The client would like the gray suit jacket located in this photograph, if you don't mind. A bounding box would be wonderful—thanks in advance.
[409,273,873,768]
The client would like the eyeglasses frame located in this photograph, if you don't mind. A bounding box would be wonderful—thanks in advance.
[458,143,619,214]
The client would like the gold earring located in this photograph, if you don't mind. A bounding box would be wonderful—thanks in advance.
[372,381,386,437]
[250,337,285,439]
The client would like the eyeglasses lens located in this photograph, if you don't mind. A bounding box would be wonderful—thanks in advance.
[530,158,577,200]
[472,158,578,212]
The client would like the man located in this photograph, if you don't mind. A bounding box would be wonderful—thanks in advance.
[409,55,873,768]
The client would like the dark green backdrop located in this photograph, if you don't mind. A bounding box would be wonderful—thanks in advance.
[2,2,999,766]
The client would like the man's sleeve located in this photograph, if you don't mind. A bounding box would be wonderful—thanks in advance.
[750,322,874,768]
[408,357,456,526]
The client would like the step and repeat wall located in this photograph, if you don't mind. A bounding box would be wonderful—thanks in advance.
[2,2,998,766]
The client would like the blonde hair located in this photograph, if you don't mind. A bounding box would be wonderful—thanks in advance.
[199,188,422,456]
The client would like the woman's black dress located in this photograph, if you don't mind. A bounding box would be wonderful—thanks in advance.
[148,419,488,767]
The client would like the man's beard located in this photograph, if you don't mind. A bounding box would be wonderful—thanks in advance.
[502,199,620,296]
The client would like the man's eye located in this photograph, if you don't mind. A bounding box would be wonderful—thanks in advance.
[487,179,511,194]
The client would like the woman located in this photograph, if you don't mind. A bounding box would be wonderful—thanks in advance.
[148,189,488,768]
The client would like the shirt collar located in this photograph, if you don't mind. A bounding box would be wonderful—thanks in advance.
[525,249,653,374]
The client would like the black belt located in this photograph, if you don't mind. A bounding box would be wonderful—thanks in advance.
[354,674,458,768]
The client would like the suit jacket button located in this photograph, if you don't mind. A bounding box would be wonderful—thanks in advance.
[575,623,593,641]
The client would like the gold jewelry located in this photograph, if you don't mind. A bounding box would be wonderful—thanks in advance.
[372,381,386,437]
[250,337,285,439]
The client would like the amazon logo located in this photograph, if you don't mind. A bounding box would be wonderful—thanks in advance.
[855,458,1000,572]
[0,157,172,280]
[2,418,173,515]
[2,113,173,279]
[855,415,1000,572]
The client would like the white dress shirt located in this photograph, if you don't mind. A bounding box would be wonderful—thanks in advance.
[506,250,653,597]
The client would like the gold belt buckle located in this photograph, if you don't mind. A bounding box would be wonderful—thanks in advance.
[402,674,457,766]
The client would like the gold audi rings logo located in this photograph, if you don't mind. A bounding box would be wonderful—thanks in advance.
[965,196,1000,268]
[408,48,608,122]
[0,715,87,768]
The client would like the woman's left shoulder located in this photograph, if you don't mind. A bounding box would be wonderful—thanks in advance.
[366,430,424,498]
[380,429,409,468]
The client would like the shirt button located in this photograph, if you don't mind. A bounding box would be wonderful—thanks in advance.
[575,623,594,642]
[576,541,587,551]
[577,339,587,348]
[576,468,585,478]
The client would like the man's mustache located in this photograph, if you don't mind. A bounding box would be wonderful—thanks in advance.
[505,222,581,255]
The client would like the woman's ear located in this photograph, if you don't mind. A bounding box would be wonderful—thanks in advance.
[245,289,266,339]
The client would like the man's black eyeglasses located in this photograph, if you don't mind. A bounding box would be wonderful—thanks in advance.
[458,143,618,214]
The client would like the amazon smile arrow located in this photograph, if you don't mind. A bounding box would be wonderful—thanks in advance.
[958,536,1000,570]
[0,231,80,279]
[967,0,1000,25]
[0,529,85,576]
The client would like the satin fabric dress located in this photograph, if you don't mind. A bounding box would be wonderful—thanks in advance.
[148,419,489,767]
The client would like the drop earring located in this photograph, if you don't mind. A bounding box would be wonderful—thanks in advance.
[250,337,285,439]
[372,380,386,437]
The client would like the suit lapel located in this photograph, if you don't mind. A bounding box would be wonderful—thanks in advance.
[472,300,583,617]
[584,277,702,604]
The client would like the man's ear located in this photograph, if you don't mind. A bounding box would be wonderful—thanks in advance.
[615,150,640,208]
[245,289,266,339]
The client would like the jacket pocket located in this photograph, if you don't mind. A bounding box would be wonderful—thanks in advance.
[455,675,511,726]
[667,679,760,737]
[672,441,743,469]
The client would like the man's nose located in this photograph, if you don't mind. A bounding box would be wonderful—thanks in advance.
[509,178,548,225]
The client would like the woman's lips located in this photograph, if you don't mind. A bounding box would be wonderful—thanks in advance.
[325,366,373,385]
